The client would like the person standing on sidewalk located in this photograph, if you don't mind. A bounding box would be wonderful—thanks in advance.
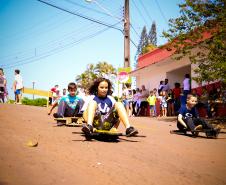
[13,69,23,104]
[0,68,6,103]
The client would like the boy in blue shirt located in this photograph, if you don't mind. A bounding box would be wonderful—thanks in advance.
[53,82,84,118]
[177,94,220,138]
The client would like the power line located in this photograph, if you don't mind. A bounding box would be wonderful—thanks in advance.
[1,0,137,68]
[0,22,116,67]
[2,24,120,69]
[0,22,103,62]
[37,1,137,47]
[37,0,123,32]
[130,24,140,38]
[154,0,168,24]
[64,0,114,17]
[131,0,149,26]
[139,0,153,22]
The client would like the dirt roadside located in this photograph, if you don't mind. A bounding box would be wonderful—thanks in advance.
[0,104,226,185]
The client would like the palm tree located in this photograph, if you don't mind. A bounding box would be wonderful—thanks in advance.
[75,62,117,90]
[95,61,117,78]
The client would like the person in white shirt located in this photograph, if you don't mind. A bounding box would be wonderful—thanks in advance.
[162,78,170,92]
[183,74,191,99]
[137,85,149,116]
[13,69,23,104]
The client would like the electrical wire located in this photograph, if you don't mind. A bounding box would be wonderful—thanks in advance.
[139,0,153,22]
[131,0,149,26]
[154,0,168,24]
[37,0,123,32]
[1,1,123,62]
[1,22,121,69]
[1,0,137,68]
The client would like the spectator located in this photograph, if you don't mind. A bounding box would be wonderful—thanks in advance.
[173,82,181,114]
[167,89,175,116]
[162,78,170,92]
[0,68,6,103]
[158,80,164,95]
[153,88,158,116]
[13,69,23,104]
[132,88,141,116]
[137,85,149,116]
[160,91,168,117]
[62,88,67,96]
[50,85,60,104]
[147,90,156,117]
[183,74,191,98]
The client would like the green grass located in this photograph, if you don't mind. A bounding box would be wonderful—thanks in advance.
[22,97,47,107]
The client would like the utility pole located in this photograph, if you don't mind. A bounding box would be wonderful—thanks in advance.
[32,81,35,100]
[124,0,130,68]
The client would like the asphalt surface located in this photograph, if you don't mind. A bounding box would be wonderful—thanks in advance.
[0,104,226,185]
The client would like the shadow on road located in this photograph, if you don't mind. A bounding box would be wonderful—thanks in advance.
[170,130,226,139]
[72,131,144,143]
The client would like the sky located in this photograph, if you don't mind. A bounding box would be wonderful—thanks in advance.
[0,0,182,99]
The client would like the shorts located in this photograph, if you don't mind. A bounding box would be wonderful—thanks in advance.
[15,89,22,95]
[0,87,4,93]
[149,105,155,110]
[123,99,129,106]
[161,102,167,108]
[93,108,120,130]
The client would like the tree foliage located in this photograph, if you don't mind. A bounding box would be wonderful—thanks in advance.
[163,0,226,83]
[136,26,148,58]
[135,23,157,62]
[75,61,117,90]
[148,21,157,46]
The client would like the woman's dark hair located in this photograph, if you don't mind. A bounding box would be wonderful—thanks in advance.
[88,78,113,95]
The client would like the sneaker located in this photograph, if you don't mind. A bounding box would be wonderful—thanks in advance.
[205,127,221,138]
[192,125,202,137]
[57,122,65,126]
[213,127,221,138]
[53,113,63,118]
[126,126,138,137]
[82,124,93,136]
[194,125,203,131]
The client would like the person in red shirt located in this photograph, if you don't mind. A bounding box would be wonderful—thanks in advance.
[172,82,181,114]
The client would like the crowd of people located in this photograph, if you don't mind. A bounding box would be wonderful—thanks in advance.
[0,68,23,104]
[121,74,225,119]
[48,77,221,138]
[0,68,223,138]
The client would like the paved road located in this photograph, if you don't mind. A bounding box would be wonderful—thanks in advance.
[0,104,225,185]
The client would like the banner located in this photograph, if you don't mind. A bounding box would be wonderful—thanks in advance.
[23,88,52,97]
[117,67,131,83]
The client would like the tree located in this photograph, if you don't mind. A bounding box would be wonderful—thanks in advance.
[75,61,117,90]
[148,21,157,46]
[94,61,117,78]
[136,26,148,58]
[163,0,226,83]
